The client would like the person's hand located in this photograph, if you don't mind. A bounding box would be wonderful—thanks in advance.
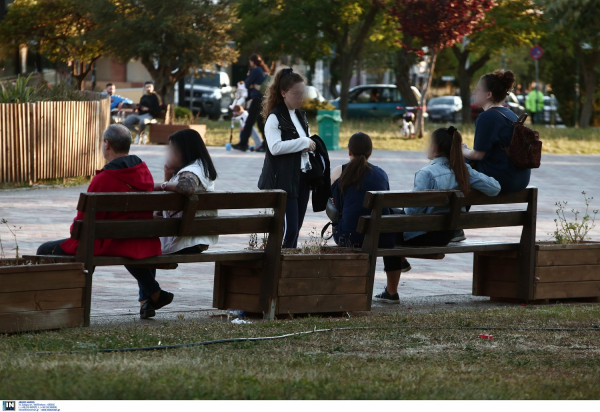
[303,139,317,152]
[139,105,148,111]
[462,142,469,150]
[164,164,177,181]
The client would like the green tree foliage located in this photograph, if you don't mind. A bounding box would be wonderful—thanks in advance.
[91,0,239,105]
[541,0,599,128]
[451,0,542,123]
[0,0,106,89]
[235,0,383,119]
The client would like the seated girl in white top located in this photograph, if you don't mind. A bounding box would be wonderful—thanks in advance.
[155,129,219,254]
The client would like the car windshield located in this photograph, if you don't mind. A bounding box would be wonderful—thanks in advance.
[189,73,220,87]
[429,97,455,106]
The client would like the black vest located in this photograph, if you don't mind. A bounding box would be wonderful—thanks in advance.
[258,104,310,198]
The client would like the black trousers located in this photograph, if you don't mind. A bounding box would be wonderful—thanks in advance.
[382,208,454,271]
[37,239,160,302]
[238,96,265,147]
[282,174,311,249]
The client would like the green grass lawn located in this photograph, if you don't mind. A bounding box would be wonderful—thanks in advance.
[199,118,600,155]
[2,304,600,399]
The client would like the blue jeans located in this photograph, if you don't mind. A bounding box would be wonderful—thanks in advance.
[37,239,161,302]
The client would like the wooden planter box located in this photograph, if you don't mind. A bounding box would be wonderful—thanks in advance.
[473,242,600,300]
[147,124,207,144]
[0,258,88,333]
[214,253,371,315]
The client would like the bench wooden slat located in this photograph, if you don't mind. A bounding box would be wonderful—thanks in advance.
[358,210,527,233]
[90,251,265,267]
[77,191,285,212]
[373,241,521,257]
[72,215,273,239]
[362,188,533,209]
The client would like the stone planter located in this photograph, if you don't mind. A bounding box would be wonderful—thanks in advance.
[0,257,89,333]
[214,253,371,315]
[147,124,207,144]
[473,242,600,300]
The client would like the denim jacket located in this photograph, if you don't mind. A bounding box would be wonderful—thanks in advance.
[404,156,501,240]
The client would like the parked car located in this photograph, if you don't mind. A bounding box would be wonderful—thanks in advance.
[180,71,233,120]
[427,95,462,122]
[543,95,564,125]
[330,84,421,119]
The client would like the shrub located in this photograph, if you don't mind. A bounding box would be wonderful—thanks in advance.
[174,106,194,123]
[552,191,598,244]
[0,74,97,103]
[302,98,335,119]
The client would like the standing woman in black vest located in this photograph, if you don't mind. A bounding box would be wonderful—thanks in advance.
[258,68,316,248]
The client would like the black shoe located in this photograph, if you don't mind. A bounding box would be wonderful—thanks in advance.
[231,143,248,152]
[401,259,412,272]
[450,229,466,242]
[139,290,174,319]
[255,144,266,152]
[373,287,400,304]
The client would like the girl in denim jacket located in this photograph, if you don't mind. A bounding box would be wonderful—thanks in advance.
[374,126,501,303]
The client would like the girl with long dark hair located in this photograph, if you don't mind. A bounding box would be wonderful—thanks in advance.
[258,68,317,248]
[372,126,502,303]
[232,53,271,152]
[155,129,219,254]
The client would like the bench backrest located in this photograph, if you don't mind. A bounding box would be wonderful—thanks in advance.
[72,190,287,265]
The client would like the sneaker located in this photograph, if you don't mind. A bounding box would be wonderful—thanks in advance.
[401,259,412,272]
[231,143,248,152]
[373,287,400,304]
[450,229,466,242]
[140,290,174,319]
[255,144,266,152]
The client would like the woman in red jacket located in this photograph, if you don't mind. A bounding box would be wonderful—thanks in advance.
[37,124,171,319]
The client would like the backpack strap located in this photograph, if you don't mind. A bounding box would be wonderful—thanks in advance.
[490,107,528,125]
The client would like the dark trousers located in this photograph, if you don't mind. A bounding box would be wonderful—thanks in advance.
[283,174,311,249]
[238,96,265,147]
[37,239,160,302]
[381,209,454,271]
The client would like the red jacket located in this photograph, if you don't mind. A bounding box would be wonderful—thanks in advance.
[60,156,162,259]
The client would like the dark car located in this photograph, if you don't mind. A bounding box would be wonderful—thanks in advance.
[330,84,421,119]
[427,96,462,123]
[179,71,233,120]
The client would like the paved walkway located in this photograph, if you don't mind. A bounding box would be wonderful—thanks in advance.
[1,146,599,324]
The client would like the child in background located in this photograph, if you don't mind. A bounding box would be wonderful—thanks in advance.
[232,105,262,151]
[229,81,248,111]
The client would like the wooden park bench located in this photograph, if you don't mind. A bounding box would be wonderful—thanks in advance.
[36,190,287,325]
[356,188,538,305]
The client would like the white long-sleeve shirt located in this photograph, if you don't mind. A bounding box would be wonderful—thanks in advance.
[264,110,312,156]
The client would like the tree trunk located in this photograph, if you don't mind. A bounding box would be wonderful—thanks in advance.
[335,0,381,119]
[394,48,418,107]
[579,50,599,128]
[338,53,353,119]
[415,51,437,138]
[452,45,490,124]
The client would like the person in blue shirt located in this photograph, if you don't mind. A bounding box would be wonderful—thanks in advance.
[104,83,133,113]
[462,70,531,194]
[331,132,412,302]
[372,126,501,303]
[232,54,270,152]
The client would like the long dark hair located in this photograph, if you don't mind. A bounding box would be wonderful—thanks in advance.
[169,129,218,181]
[432,127,470,195]
[249,53,270,75]
[338,132,373,193]
[261,68,304,119]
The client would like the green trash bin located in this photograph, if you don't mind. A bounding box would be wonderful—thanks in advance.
[316,110,342,151]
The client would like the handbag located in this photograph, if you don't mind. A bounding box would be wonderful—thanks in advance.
[320,197,339,240]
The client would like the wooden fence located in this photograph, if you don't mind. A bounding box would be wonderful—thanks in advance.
[0,95,110,184]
